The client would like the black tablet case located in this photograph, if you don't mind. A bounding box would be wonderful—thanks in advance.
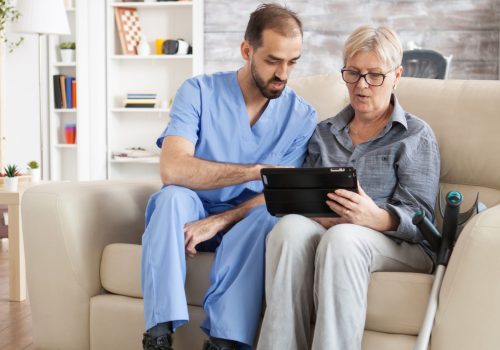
[261,167,357,217]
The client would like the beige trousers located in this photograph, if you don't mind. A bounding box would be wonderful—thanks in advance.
[256,214,433,350]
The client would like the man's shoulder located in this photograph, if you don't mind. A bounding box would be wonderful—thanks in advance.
[186,71,235,89]
[281,86,316,117]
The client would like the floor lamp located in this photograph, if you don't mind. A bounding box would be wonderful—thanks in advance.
[12,0,70,180]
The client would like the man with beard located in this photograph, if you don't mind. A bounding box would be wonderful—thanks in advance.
[141,4,316,350]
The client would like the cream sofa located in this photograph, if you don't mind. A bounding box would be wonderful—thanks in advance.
[22,74,500,350]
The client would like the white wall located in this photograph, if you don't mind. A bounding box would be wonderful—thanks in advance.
[4,30,43,173]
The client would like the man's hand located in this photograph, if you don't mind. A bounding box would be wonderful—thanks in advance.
[325,182,399,232]
[184,214,227,257]
[184,193,266,257]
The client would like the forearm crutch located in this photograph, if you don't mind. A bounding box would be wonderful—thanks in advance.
[412,191,463,350]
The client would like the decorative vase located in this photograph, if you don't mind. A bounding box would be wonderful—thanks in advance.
[3,177,18,192]
[27,168,41,182]
[60,49,75,63]
[137,35,150,56]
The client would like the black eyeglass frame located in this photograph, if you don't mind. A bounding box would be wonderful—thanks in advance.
[340,68,395,87]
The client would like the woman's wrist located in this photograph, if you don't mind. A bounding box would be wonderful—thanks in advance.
[372,207,399,232]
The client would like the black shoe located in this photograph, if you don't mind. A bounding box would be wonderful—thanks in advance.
[202,337,237,350]
[142,331,173,350]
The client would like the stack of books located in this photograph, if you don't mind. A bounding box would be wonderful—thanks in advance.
[123,93,157,108]
[112,147,160,163]
[53,75,77,109]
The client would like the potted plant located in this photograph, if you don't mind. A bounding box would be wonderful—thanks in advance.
[59,41,75,63]
[3,163,19,191]
[27,160,40,182]
[0,0,24,52]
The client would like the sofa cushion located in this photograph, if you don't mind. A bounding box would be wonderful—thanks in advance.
[101,243,432,336]
[101,243,142,298]
[90,294,207,350]
[366,272,433,335]
[288,72,349,121]
[101,244,213,306]
[396,77,500,210]
[431,205,500,350]
[362,330,417,350]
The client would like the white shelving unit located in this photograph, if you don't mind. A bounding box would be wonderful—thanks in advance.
[106,0,203,181]
[47,0,91,181]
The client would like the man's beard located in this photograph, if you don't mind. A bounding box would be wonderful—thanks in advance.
[251,60,287,99]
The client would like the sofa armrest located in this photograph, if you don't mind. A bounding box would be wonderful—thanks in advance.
[21,181,159,350]
[431,204,500,350]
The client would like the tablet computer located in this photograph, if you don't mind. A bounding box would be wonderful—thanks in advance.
[261,167,358,217]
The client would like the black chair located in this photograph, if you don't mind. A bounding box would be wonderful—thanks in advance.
[402,49,452,79]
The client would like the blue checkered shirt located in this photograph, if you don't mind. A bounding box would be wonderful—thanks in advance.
[304,95,440,244]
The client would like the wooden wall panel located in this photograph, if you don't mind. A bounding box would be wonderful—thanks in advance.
[204,0,500,80]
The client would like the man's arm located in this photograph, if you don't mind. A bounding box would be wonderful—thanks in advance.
[160,136,268,189]
[184,194,266,256]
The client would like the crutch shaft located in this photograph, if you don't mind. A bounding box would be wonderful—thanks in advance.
[413,265,446,350]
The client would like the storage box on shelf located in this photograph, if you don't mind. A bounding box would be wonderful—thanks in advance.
[106,0,203,180]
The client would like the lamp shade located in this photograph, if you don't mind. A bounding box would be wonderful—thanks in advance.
[12,0,70,35]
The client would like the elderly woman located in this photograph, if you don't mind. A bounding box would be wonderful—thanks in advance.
[257,26,440,350]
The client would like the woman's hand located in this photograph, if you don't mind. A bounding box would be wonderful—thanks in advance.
[326,182,399,232]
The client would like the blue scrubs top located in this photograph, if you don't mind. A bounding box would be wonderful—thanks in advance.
[157,71,317,206]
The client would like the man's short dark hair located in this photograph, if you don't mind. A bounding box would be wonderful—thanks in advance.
[244,3,303,49]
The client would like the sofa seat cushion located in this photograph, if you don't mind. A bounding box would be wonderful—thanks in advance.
[101,244,432,336]
[91,294,207,350]
[362,330,417,350]
[366,272,433,335]
[100,243,213,305]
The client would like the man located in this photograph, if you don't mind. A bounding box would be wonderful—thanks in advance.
[141,4,317,350]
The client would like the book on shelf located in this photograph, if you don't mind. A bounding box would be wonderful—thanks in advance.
[53,75,76,109]
[60,75,67,109]
[124,92,157,108]
[53,75,62,109]
[65,76,73,109]
[72,79,77,108]
[112,147,160,162]
[127,93,157,99]
[123,100,157,108]
[124,103,157,108]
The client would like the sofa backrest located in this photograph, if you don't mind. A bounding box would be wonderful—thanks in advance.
[289,74,500,214]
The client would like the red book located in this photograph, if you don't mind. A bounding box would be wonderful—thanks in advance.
[72,79,77,108]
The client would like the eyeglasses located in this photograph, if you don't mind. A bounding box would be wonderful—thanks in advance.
[341,69,394,87]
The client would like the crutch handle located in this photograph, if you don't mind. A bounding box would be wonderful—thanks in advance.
[413,209,441,252]
[438,191,462,265]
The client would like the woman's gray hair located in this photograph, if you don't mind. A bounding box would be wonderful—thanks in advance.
[343,25,403,69]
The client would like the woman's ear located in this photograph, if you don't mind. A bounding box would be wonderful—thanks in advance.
[393,65,404,90]
[395,65,403,80]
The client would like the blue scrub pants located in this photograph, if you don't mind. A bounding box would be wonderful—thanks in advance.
[141,185,277,348]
